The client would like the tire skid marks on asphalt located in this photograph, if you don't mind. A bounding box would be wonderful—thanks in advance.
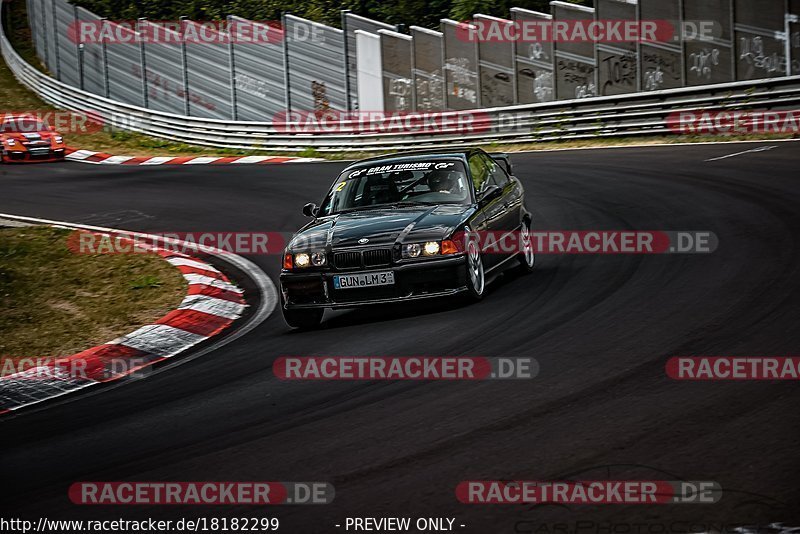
[168,256,223,272]
[0,234,248,413]
[187,284,247,304]
[0,371,97,412]
[184,273,243,294]
[110,324,208,358]
[178,294,246,319]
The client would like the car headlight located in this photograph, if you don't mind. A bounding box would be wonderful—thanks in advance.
[285,251,326,269]
[424,241,440,255]
[311,251,327,266]
[404,243,422,258]
[402,240,459,258]
[6,139,17,146]
[54,136,63,144]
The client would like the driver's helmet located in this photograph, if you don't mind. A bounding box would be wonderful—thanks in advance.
[428,169,459,193]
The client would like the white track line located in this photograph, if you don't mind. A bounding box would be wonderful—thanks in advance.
[502,138,800,155]
[704,145,777,162]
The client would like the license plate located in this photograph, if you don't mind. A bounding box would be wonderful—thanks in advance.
[333,271,395,289]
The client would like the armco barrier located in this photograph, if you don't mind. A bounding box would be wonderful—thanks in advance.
[3,6,800,152]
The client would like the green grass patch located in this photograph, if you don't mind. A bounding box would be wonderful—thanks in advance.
[0,226,186,364]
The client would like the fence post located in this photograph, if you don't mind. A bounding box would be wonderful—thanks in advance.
[138,18,149,109]
[51,0,60,79]
[73,4,83,90]
[101,17,109,97]
[39,0,48,67]
[227,16,238,121]
[179,16,190,116]
[341,10,352,111]
[787,11,799,75]
[282,12,292,113]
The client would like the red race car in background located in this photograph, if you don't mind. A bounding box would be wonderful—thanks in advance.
[1,114,67,163]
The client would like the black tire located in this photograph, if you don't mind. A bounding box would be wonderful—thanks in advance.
[516,218,536,273]
[463,238,485,302]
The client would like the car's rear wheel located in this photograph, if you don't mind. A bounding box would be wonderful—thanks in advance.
[281,298,323,330]
[464,239,485,301]
[517,219,535,273]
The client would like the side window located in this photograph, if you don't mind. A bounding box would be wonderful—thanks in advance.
[483,154,510,188]
[468,154,489,192]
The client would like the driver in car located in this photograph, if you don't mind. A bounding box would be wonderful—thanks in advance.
[427,169,462,194]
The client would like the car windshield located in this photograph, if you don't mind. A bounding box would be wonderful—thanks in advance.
[318,160,471,215]
[0,118,50,133]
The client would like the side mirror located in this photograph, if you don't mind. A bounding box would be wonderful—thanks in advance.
[478,185,502,205]
[302,203,318,217]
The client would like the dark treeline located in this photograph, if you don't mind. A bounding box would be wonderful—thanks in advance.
[72,0,589,29]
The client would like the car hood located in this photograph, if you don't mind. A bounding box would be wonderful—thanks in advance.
[2,132,57,141]
[289,205,475,250]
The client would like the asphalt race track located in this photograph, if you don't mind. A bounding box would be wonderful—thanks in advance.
[1,142,798,531]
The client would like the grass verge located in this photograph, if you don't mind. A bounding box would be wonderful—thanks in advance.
[0,225,186,367]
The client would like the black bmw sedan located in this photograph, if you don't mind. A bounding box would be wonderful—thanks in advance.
[279,148,535,328]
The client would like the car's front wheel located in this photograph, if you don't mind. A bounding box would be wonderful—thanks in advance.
[281,300,323,330]
[464,239,485,301]
[517,219,535,273]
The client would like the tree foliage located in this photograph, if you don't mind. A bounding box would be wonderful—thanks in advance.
[73,0,590,28]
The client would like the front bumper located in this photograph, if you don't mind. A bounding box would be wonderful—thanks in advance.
[280,255,468,309]
[2,148,66,163]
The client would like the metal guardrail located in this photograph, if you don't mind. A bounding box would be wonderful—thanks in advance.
[3,6,800,152]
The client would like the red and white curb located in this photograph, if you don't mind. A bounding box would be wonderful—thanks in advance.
[0,215,277,415]
[65,148,323,165]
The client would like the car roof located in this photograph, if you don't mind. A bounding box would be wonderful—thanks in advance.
[342,148,482,172]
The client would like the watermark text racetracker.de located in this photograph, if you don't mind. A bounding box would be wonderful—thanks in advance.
[69,481,334,505]
[1,110,104,134]
[456,480,721,504]
[667,356,800,380]
[271,110,491,135]
[457,19,720,44]
[1,356,152,381]
[667,110,800,135]
[455,230,717,255]
[67,230,285,255]
[274,356,538,380]
[66,230,718,256]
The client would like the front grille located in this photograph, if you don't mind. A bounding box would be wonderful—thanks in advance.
[333,248,393,270]
[334,251,362,269]
[363,249,392,267]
